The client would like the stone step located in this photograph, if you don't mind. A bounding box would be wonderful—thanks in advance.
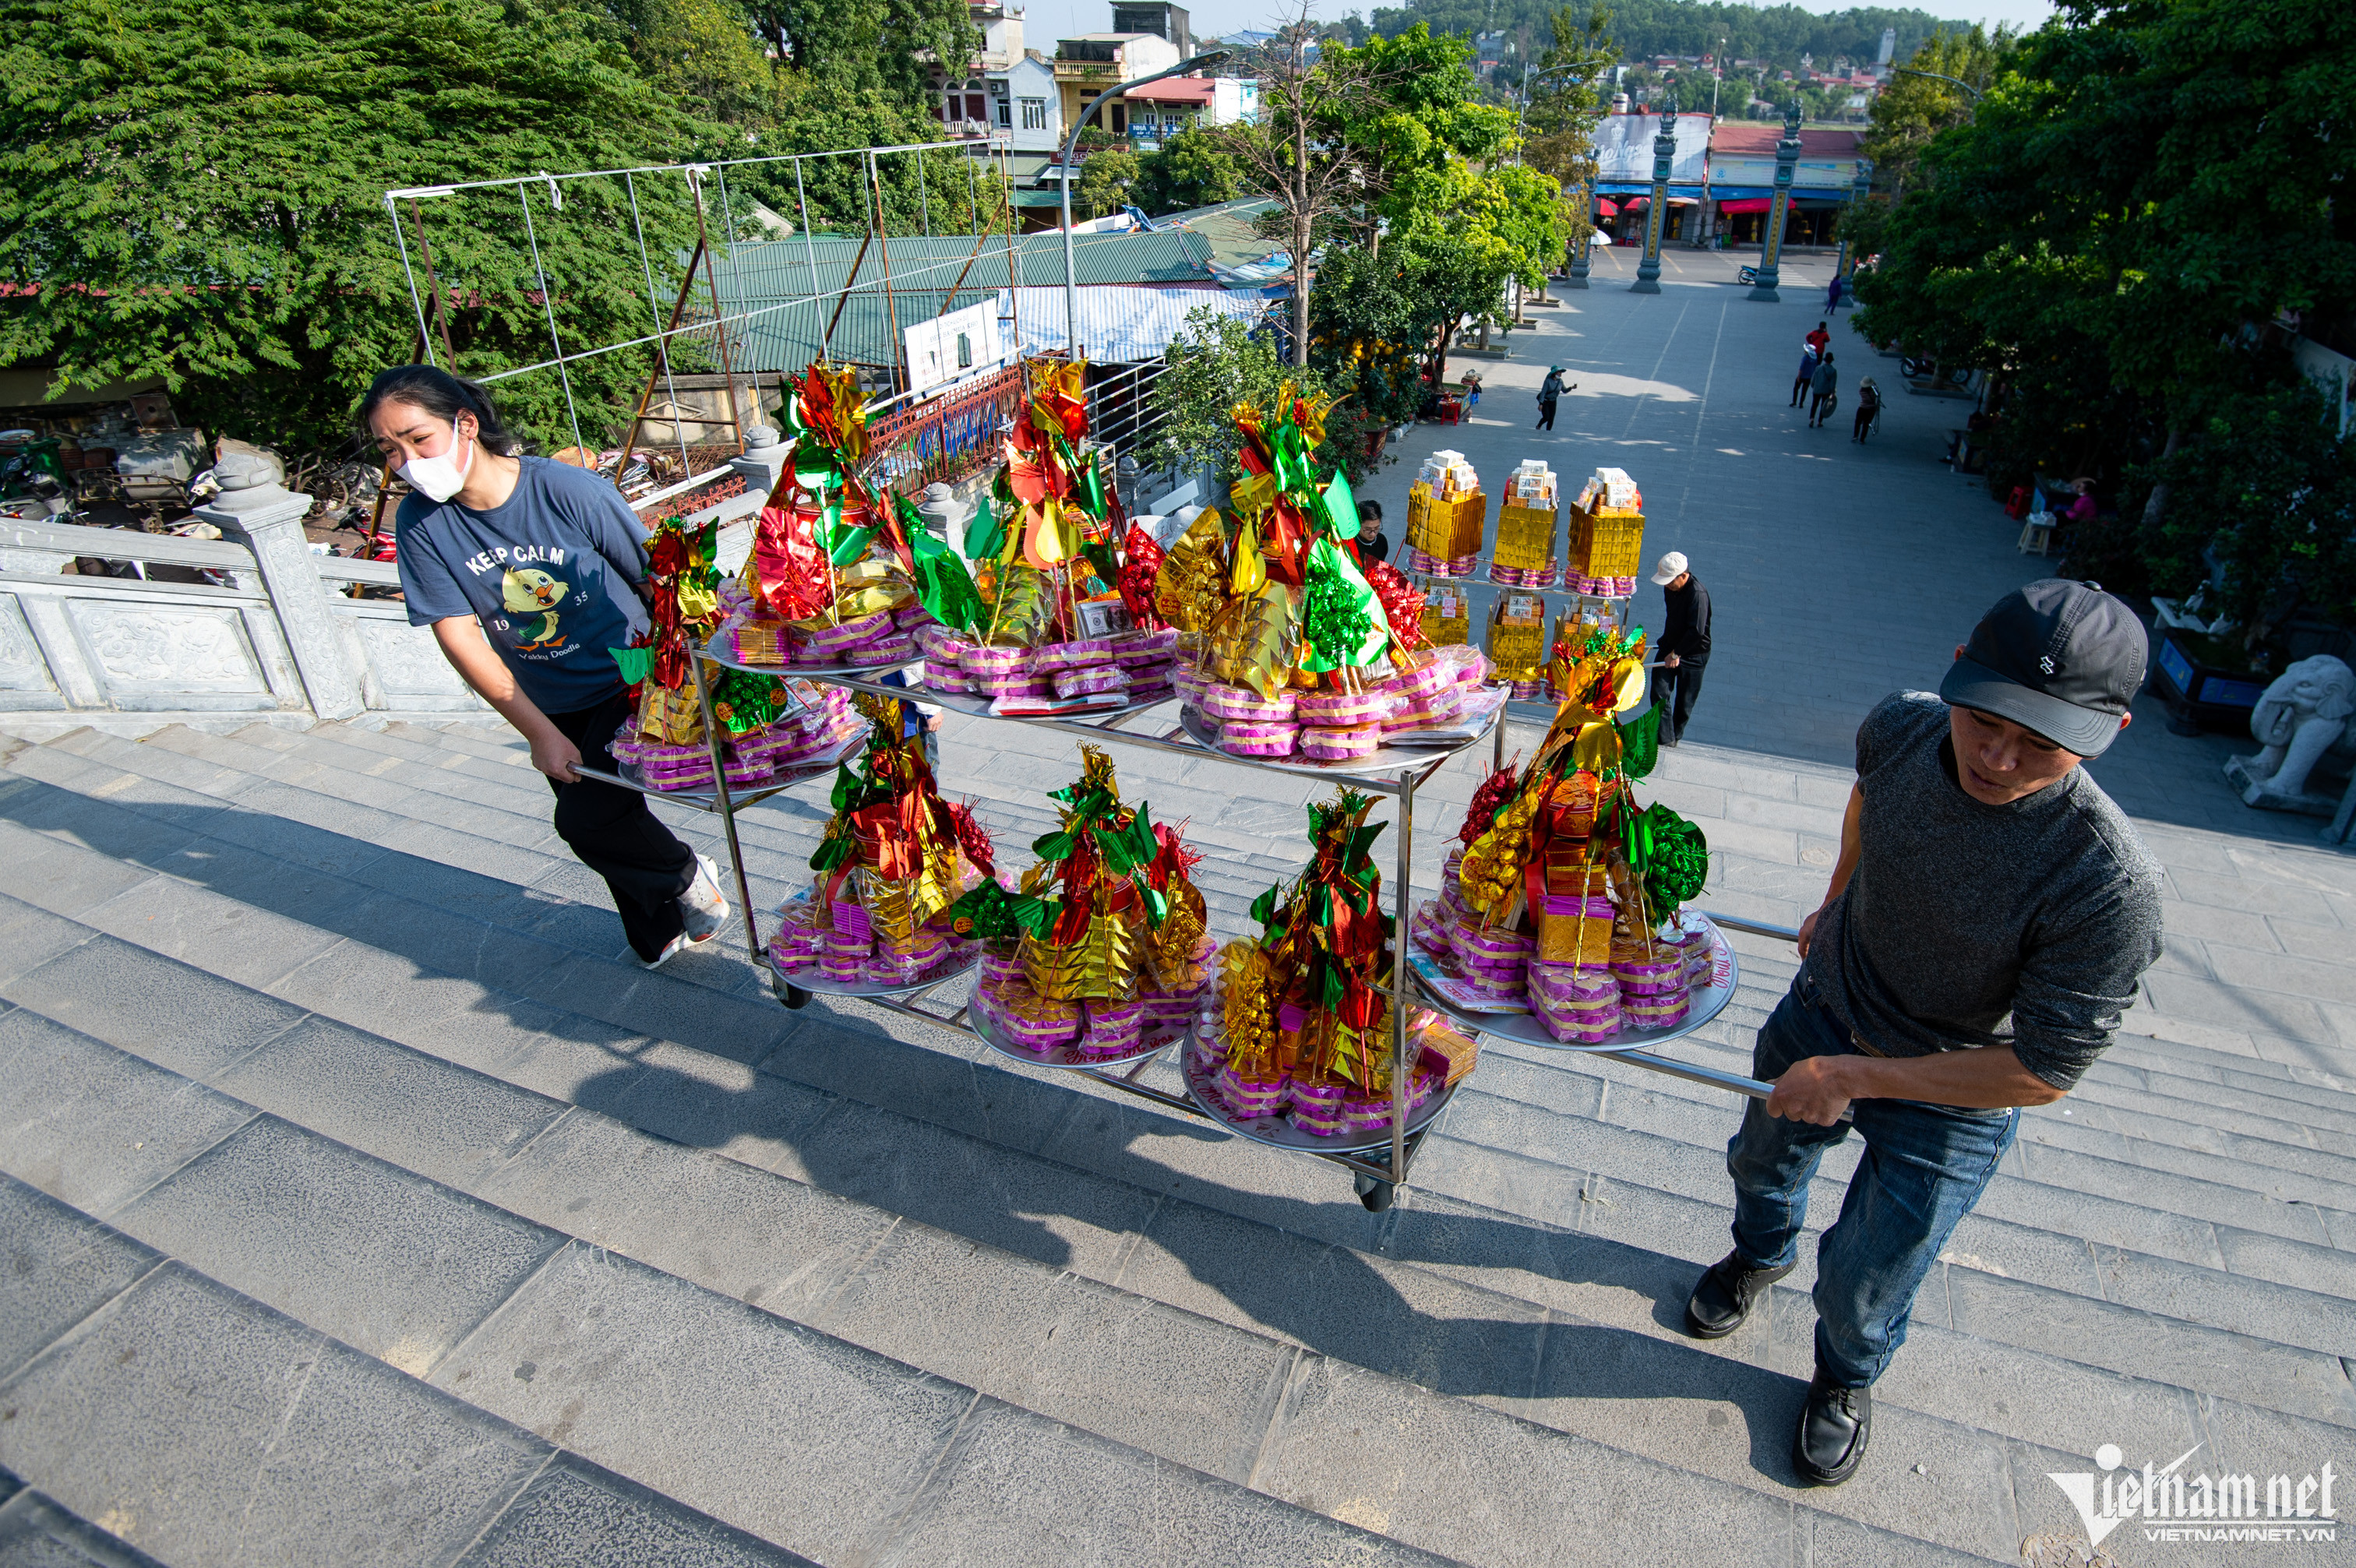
[1487,1017,2356,1215]
[20,724,2354,1182]
[6,991,2012,1567]
[0,1475,172,1568]
[3,756,2350,1365]
[7,925,2346,1567]
[0,1014,1464,1568]
[9,847,2346,1450]
[0,1181,834,1566]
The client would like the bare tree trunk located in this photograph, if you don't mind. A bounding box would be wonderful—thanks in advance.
[1292,118,1312,368]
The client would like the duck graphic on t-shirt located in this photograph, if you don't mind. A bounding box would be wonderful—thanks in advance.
[501,567,570,652]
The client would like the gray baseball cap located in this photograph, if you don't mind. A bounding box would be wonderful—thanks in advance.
[1938,579,2146,756]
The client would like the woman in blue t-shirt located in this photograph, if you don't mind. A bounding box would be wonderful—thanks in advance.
[360,365,727,968]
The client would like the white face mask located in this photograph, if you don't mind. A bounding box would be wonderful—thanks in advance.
[400,421,474,503]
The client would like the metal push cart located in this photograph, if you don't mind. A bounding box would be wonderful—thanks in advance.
[635,641,1793,1211]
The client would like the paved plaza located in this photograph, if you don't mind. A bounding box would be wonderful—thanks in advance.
[1,251,2353,1566]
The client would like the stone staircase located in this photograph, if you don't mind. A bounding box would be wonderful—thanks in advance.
[0,715,2351,1567]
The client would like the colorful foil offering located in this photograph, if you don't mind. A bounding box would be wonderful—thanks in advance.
[769,692,993,985]
[1157,386,1449,761]
[1410,683,1712,1044]
[1187,791,1458,1136]
[950,745,1212,1057]
[721,364,972,667]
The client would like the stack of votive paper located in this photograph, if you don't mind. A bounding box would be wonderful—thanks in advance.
[1489,459,1559,587]
[767,886,978,988]
[1185,985,1448,1140]
[714,587,929,669]
[1569,573,1639,597]
[609,686,862,792]
[970,930,1213,1059]
[913,623,1180,710]
[1196,644,1491,763]
[1413,853,1712,1045]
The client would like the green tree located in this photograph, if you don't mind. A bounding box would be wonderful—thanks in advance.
[0,0,713,453]
[1522,5,1617,255]
[1860,25,2016,195]
[1146,309,1342,486]
[1077,150,1144,220]
[1856,0,2356,636]
[611,0,781,125]
[742,0,976,113]
[1135,128,1243,215]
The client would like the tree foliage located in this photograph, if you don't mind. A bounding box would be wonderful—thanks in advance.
[1077,150,1143,220]
[1859,25,2016,194]
[1134,128,1243,216]
[1854,0,2356,634]
[1522,4,1619,250]
[1147,310,1344,486]
[0,0,709,453]
[742,0,976,114]
[0,0,1000,455]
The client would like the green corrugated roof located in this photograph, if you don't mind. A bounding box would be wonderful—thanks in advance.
[711,230,1214,303]
[1154,196,1284,269]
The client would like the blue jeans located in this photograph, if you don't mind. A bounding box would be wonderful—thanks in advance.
[1726,971,2020,1388]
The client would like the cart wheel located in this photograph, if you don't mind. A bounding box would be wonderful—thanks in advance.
[1354,1174,1395,1213]
[781,984,812,1010]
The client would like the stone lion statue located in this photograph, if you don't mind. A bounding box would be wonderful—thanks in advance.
[2237,654,2356,805]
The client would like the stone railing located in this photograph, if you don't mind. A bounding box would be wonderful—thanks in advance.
[0,444,785,728]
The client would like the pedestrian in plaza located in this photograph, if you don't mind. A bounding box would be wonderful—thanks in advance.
[1536,366,1569,431]
[1826,273,1845,312]
[1790,342,1820,408]
[362,364,728,970]
[1806,320,1831,359]
[1808,352,1839,428]
[1648,551,1709,746]
[1681,580,2162,1489]
[1356,499,1391,565]
[1851,377,1881,442]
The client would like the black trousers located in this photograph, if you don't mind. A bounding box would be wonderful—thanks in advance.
[1809,392,1836,427]
[545,688,696,961]
[1536,400,1558,430]
[1853,403,1877,441]
[1791,374,1813,407]
[1651,661,1705,744]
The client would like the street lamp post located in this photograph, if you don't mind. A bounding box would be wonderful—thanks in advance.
[1631,90,1677,294]
[1747,97,1803,303]
[1060,48,1230,358]
[1891,65,1984,100]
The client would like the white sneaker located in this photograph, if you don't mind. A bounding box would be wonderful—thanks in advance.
[640,932,690,970]
[679,852,729,945]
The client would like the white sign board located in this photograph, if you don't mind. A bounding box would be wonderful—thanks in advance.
[1592,114,1712,185]
[904,299,1007,396]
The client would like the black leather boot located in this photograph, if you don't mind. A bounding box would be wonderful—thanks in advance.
[1793,1364,1873,1485]
[1683,1251,1794,1339]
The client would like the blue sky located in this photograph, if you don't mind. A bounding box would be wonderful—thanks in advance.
[1046,0,2063,48]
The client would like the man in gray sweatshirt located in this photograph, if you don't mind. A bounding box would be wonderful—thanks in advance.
[1682,580,2164,1487]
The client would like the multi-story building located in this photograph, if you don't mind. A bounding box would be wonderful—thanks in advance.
[930,5,1064,154]
[1052,31,1180,138]
[1109,2,1191,58]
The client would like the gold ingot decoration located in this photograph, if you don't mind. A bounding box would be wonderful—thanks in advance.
[1210,580,1299,701]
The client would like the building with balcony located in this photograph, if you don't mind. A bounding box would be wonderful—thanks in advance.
[930,5,1063,154]
[1053,32,1180,138]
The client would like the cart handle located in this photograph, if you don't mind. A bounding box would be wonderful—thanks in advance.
[1601,909,1852,1121]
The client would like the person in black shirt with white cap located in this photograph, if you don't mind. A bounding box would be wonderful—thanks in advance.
[1681,580,2164,1488]
[1649,551,1709,746]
